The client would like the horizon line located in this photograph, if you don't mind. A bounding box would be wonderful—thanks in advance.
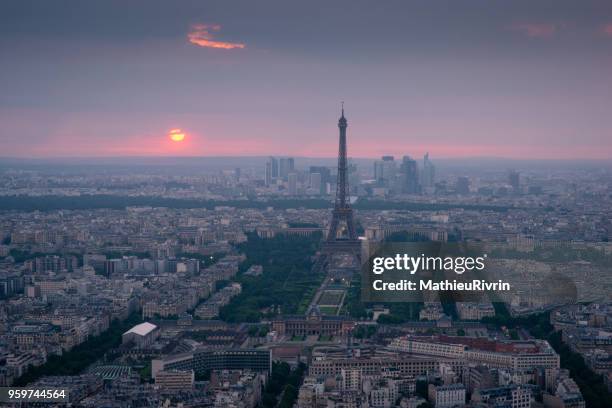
[0,155,611,162]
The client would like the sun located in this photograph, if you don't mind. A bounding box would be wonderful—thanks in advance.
[168,128,185,142]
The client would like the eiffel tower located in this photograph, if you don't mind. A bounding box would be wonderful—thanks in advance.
[321,103,361,258]
[307,104,360,313]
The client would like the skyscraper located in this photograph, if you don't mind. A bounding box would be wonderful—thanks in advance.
[288,173,298,195]
[456,176,470,195]
[422,152,435,189]
[400,156,419,194]
[269,156,279,178]
[310,166,331,194]
[279,158,287,178]
[374,156,396,184]
[288,157,295,174]
[279,157,295,179]
[509,171,520,192]
[310,172,322,195]
[374,161,384,181]
[265,160,272,186]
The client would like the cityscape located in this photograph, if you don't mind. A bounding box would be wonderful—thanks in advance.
[0,107,611,407]
[2,1,612,407]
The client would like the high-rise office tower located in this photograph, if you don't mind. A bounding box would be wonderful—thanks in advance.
[309,166,331,195]
[382,156,396,187]
[509,171,520,191]
[348,162,359,194]
[422,152,435,188]
[265,160,272,186]
[310,172,322,194]
[269,157,279,178]
[456,176,470,194]
[279,157,295,179]
[288,157,295,173]
[400,156,419,194]
[374,161,384,181]
[288,173,298,195]
[374,156,396,184]
[279,158,286,178]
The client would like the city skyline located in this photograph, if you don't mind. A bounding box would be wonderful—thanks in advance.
[2,0,612,159]
[1,3,611,407]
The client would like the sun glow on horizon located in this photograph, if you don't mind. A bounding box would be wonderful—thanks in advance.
[169,128,185,142]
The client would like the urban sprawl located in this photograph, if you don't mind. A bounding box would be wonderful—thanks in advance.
[1,115,611,408]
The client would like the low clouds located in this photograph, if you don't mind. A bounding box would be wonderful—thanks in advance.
[510,22,558,38]
[510,21,612,39]
[187,24,245,49]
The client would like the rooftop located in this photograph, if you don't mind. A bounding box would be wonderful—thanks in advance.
[124,321,157,337]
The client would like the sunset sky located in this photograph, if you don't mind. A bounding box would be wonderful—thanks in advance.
[1,0,612,159]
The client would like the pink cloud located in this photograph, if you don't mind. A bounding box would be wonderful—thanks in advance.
[187,24,245,50]
[601,23,612,36]
[510,22,557,38]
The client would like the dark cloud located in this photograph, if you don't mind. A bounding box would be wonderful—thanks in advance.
[1,1,610,54]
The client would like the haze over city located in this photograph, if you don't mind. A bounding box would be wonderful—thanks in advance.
[2,0,612,159]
